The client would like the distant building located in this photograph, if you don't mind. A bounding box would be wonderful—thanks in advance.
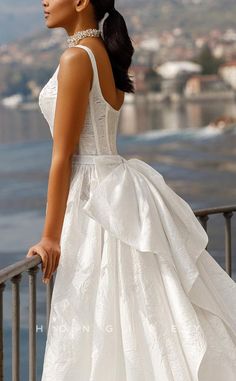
[219,61,236,90]
[156,61,202,80]
[184,74,235,100]
[156,61,202,96]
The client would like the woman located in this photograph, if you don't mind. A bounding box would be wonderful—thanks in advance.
[26,0,236,380]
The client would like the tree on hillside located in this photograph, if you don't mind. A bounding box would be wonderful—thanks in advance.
[193,43,225,74]
[145,68,162,92]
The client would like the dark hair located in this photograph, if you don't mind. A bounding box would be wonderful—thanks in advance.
[91,0,135,93]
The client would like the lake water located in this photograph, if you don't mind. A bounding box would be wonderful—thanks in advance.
[1,99,236,379]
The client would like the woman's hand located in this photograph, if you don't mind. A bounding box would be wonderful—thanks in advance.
[26,237,61,284]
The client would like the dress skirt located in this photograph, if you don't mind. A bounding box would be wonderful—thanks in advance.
[41,154,236,381]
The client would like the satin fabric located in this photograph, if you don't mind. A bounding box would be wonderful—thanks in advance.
[40,153,236,381]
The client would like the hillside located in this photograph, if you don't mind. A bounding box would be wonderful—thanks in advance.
[152,0,236,35]
[1,0,236,44]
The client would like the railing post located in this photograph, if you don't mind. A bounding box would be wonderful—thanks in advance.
[28,265,39,381]
[199,214,209,232]
[0,282,6,381]
[198,214,209,250]
[11,274,22,381]
[223,211,233,277]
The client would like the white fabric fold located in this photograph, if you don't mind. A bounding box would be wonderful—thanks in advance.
[82,155,209,295]
[80,154,236,379]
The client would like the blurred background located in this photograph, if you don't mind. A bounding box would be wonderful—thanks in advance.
[0,0,236,379]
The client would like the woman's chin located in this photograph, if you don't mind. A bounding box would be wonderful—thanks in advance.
[44,16,53,25]
[44,20,54,28]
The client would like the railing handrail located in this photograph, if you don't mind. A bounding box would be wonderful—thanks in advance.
[194,204,236,216]
[0,255,41,284]
[0,203,236,284]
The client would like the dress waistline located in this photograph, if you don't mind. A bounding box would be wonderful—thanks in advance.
[71,154,125,165]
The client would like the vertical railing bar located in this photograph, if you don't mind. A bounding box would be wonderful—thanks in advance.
[198,214,209,250]
[198,214,209,231]
[28,266,39,381]
[11,274,21,381]
[0,283,6,381]
[223,211,233,277]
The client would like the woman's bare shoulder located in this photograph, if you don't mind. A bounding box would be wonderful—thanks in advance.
[58,46,93,85]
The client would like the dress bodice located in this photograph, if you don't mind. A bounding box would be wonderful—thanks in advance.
[38,45,122,155]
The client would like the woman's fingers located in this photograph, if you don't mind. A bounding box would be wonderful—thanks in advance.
[43,247,61,283]
[26,247,38,258]
[26,246,48,279]
[33,246,49,282]
[28,245,49,283]
[26,239,61,284]
[43,250,53,283]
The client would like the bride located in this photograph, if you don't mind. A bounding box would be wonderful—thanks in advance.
[26,0,236,380]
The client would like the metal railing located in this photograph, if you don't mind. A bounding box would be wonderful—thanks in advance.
[0,256,54,381]
[0,204,235,381]
[195,204,236,277]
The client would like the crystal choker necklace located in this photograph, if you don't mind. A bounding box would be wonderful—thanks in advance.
[67,28,101,47]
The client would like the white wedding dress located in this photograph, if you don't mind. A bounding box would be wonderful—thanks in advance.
[38,44,236,381]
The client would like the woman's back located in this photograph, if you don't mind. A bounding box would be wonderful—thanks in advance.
[39,44,124,155]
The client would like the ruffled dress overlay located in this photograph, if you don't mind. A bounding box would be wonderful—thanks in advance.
[38,45,236,381]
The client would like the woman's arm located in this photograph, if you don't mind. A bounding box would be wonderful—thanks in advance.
[26,46,93,283]
[42,47,92,242]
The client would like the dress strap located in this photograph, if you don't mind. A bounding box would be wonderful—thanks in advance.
[73,44,99,93]
[73,44,121,113]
